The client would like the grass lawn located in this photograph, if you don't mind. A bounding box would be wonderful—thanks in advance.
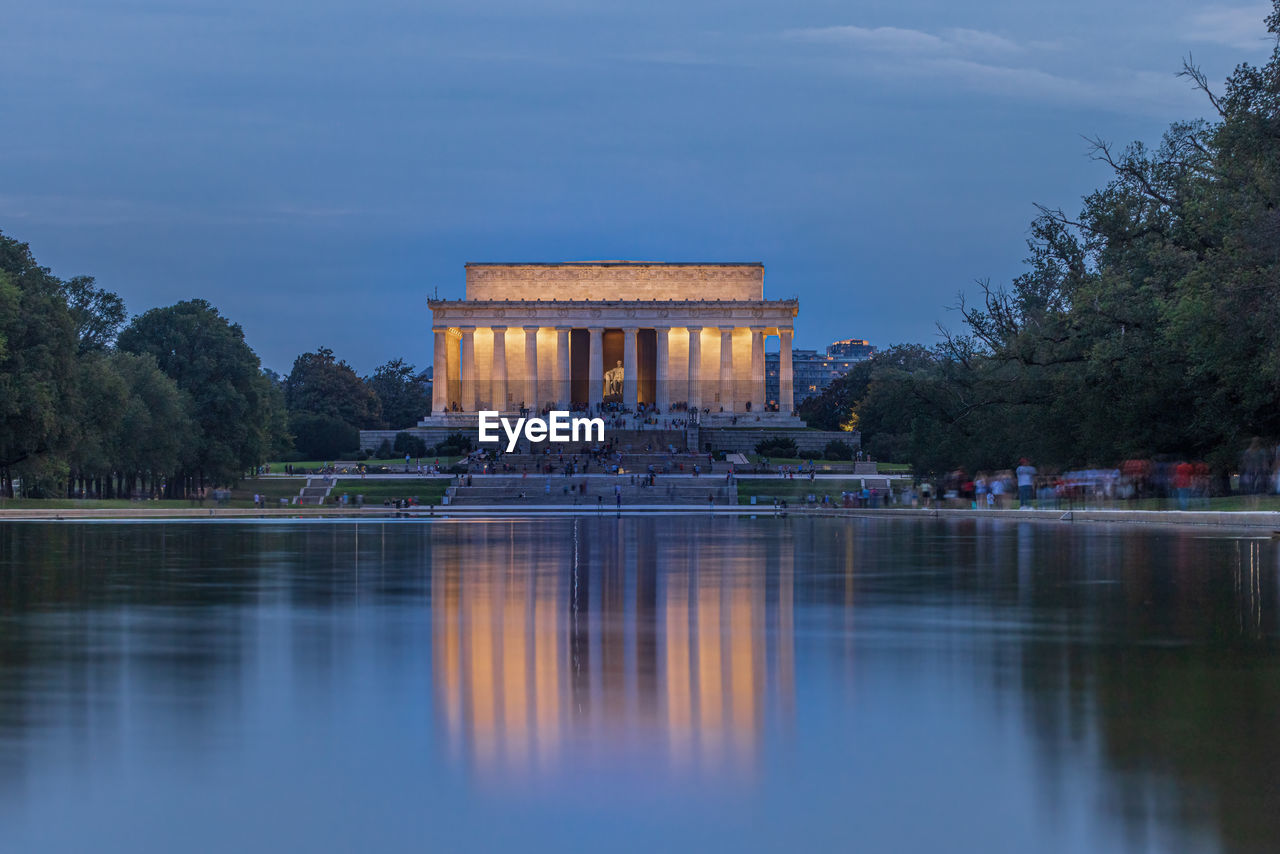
[330,478,451,505]
[736,477,888,504]
[230,478,307,505]
[0,498,198,510]
[0,479,309,510]
[264,457,462,473]
[0,476,452,511]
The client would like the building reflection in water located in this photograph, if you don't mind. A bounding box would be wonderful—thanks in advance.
[431,517,796,781]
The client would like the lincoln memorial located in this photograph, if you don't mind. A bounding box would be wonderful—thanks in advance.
[421,261,802,426]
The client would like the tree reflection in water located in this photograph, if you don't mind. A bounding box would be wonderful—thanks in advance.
[0,518,1276,853]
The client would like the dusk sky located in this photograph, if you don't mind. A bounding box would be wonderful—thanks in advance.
[3,1,1275,374]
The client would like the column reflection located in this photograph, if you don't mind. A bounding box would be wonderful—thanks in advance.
[431,519,795,781]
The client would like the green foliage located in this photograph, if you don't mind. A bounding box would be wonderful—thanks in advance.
[393,431,428,458]
[13,454,70,499]
[286,347,380,428]
[60,275,126,352]
[822,440,855,460]
[118,299,277,483]
[366,359,430,428]
[110,351,191,477]
[375,438,394,458]
[754,437,799,457]
[260,371,293,460]
[432,432,472,456]
[290,412,360,459]
[0,232,80,494]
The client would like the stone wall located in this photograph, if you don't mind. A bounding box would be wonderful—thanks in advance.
[464,263,764,301]
[359,427,471,452]
[700,428,861,455]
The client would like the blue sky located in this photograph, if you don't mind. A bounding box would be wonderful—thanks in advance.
[2,1,1275,373]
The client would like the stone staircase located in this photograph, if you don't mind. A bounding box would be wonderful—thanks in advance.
[476,427,694,455]
[296,477,335,506]
[467,451,722,475]
[446,475,737,506]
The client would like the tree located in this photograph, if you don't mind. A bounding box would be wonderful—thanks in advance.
[110,351,191,496]
[285,347,380,428]
[393,431,428,458]
[754,437,798,457]
[60,275,127,352]
[822,440,854,461]
[290,412,359,459]
[366,358,430,428]
[118,299,276,489]
[0,232,79,496]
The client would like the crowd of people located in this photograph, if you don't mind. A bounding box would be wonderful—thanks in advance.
[914,456,1230,510]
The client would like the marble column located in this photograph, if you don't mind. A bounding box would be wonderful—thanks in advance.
[459,326,476,412]
[623,327,639,411]
[432,327,448,415]
[686,326,702,411]
[588,327,604,411]
[750,326,765,413]
[555,326,571,409]
[718,327,735,412]
[779,328,794,414]
[655,327,670,413]
[523,326,539,412]
[490,326,507,412]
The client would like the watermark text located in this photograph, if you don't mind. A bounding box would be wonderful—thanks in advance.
[478,411,605,452]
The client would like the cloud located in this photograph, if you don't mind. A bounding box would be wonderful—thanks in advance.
[785,25,949,53]
[783,24,1022,56]
[777,21,1196,113]
[1184,4,1276,51]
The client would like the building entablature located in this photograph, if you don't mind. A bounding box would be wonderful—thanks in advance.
[427,299,798,331]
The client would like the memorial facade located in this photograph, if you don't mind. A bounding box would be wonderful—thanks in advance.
[420,262,802,426]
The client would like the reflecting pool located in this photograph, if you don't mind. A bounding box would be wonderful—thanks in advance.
[1,517,1278,853]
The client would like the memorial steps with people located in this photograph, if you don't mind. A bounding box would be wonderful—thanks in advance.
[445,475,737,506]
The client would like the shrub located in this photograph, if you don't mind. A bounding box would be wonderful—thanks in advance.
[433,432,473,456]
[375,439,394,458]
[822,440,855,460]
[393,431,428,458]
[754,437,798,457]
[291,412,360,459]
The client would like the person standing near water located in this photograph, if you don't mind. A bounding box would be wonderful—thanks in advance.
[1016,458,1036,508]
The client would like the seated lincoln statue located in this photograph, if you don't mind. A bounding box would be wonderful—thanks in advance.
[604,360,624,399]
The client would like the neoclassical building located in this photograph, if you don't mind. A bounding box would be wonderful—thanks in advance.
[422,262,802,426]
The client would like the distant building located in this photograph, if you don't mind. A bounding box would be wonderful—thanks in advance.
[766,338,875,411]
[826,338,875,360]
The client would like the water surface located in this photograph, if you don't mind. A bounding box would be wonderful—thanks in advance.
[1,517,1277,853]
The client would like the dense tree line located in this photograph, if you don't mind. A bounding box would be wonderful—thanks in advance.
[0,233,431,498]
[281,349,429,459]
[804,5,1280,477]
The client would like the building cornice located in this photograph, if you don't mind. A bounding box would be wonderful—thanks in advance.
[428,298,798,325]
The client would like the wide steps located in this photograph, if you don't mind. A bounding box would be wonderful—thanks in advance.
[470,453,713,474]
[447,476,736,506]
